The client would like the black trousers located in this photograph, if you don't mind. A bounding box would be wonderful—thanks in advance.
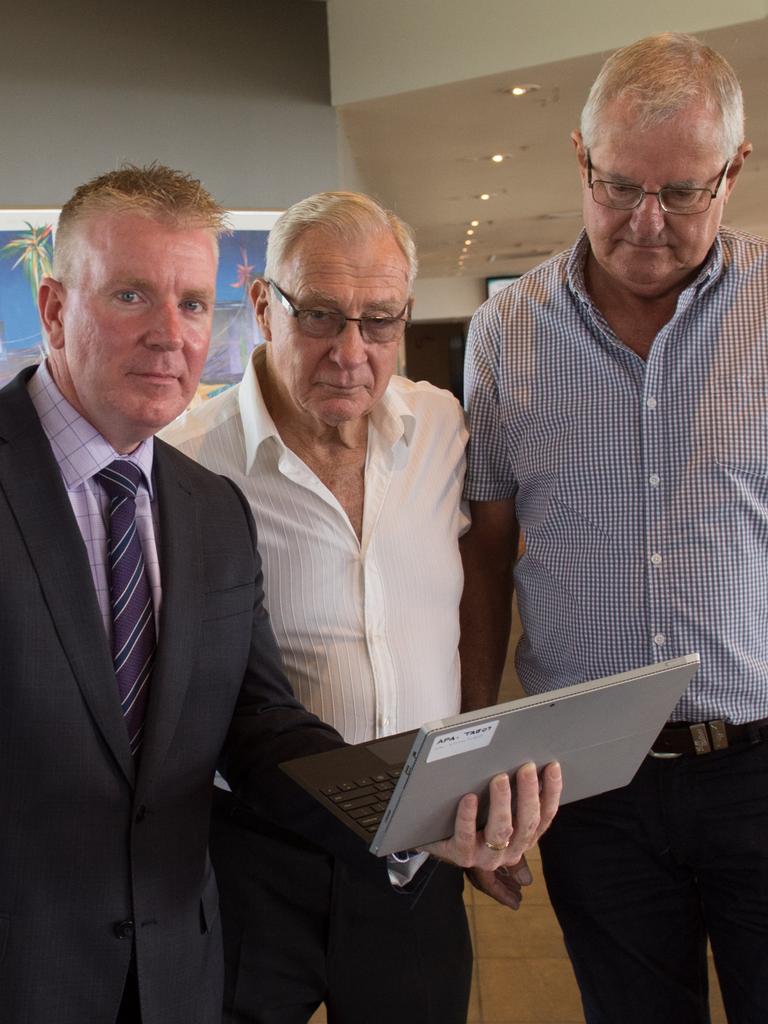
[211,794,473,1024]
[540,737,768,1024]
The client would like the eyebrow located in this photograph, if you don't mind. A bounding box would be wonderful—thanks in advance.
[297,288,406,316]
[593,165,705,190]
[107,277,215,302]
[106,276,155,293]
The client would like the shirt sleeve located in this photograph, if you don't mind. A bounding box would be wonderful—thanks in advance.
[463,295,518,502]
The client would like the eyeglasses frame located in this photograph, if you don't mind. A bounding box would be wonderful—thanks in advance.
[586,150,731,215]
[267,279,410,343]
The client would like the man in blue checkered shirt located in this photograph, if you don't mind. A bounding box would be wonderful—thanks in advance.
[462,32,768,1024]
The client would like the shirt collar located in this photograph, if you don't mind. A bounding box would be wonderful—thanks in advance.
[369,378,416,449]
[239,346,281,473]
[566,228,726,307]
[239,345,416,474]
[27,360,155,496]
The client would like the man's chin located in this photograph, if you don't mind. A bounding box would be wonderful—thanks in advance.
[609,256,689,298]
[131,396,190,434]
[313,397,371,427]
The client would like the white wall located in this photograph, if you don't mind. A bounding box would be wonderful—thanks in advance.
[0,0,338,209]
[412,275,486,322]
[327,0,767,104]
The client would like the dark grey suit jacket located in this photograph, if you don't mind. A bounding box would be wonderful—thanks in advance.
[0,366,381,1024]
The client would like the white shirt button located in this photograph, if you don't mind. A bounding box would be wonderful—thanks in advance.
[651,553,662,566]
[649,474,660,487]
[654,633,666,646]
[646,397,657,409]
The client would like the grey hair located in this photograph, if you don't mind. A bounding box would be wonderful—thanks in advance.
[265,191,418,289]
[581,33,744,159]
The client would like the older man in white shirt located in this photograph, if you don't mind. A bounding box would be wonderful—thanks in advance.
[162,192,556,1024]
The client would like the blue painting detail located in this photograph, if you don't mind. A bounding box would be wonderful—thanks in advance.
[206,229,267,385]
[0,224,52,386]
[0,226,268,390]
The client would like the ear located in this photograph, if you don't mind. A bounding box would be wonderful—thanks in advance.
[250,278,272,342]
[571,131,589,184]
[722,140,753,202]
[38,277,67,350]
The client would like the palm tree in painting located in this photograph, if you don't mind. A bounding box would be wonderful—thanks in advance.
[1,222,53,292]
[1,223,54,352]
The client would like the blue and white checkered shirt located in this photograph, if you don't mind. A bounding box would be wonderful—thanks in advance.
[464,227,768,724]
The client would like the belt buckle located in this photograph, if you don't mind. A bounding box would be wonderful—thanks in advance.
[689,723,712,755]
[708,719,729,750]
[650,719,731,759]
[691,720,729,754]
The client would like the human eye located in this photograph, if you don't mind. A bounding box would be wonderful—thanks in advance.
[662,187,701,209]
[604,182,639,199]
[181,298,208,313]
[116,290,141,304]
[294,308,342,338]
[361,314,403,343]
[296,308,341,333]
[301,308,336,322]
[362,314,398,333]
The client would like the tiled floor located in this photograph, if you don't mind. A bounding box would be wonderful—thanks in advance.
[308,602,727,1023]
[309,854,726,1023]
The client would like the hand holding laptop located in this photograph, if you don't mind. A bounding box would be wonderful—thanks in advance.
[418,761,562,890]
[282,657,698,866]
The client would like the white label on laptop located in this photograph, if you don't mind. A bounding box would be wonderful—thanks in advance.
[426,720,499,763]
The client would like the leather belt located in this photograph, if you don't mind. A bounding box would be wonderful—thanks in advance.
[650,718,768,758]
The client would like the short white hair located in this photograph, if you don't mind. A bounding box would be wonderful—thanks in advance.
[581,33,744,160]
[265,191,418,289]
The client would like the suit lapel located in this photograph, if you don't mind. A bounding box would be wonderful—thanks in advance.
[136,442,203,796]
[0,370,134,785]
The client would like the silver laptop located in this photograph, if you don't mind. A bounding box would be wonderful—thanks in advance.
[282,654,700,856]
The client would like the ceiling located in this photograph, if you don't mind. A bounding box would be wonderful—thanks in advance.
[338,19,768,281]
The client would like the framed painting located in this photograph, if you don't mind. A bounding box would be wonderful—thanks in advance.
[0,210,59,388]
[0,208,281,394]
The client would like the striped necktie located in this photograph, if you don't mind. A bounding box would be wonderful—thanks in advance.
[97,460,156,756]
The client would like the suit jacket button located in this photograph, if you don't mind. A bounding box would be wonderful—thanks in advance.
[114,920,135,939]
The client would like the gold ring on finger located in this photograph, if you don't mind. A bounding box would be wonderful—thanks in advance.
[484,838,510,852]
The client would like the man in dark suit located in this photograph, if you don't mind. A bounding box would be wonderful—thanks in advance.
[0,164,561,1024]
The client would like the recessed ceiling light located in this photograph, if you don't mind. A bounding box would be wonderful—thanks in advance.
[505,83,541,97]
[465,240,473,246]
[470,220,479,227]
[480,193,491,201]
[491,154,504,163]
[466,229,474,236]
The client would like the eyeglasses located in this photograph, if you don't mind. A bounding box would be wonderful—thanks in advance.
[587,151,730,215]
[267,279,410,344]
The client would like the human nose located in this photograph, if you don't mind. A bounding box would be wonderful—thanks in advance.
[629,191,666,232]
[147,302,185,349]
[328,318,368,367]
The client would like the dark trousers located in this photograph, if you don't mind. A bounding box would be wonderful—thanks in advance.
[211,794,473,1024]
[540,737,768,1024]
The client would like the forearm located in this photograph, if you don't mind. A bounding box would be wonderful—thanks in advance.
[459,500,518,712]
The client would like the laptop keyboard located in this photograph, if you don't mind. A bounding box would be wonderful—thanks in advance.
[320,768,403,833]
